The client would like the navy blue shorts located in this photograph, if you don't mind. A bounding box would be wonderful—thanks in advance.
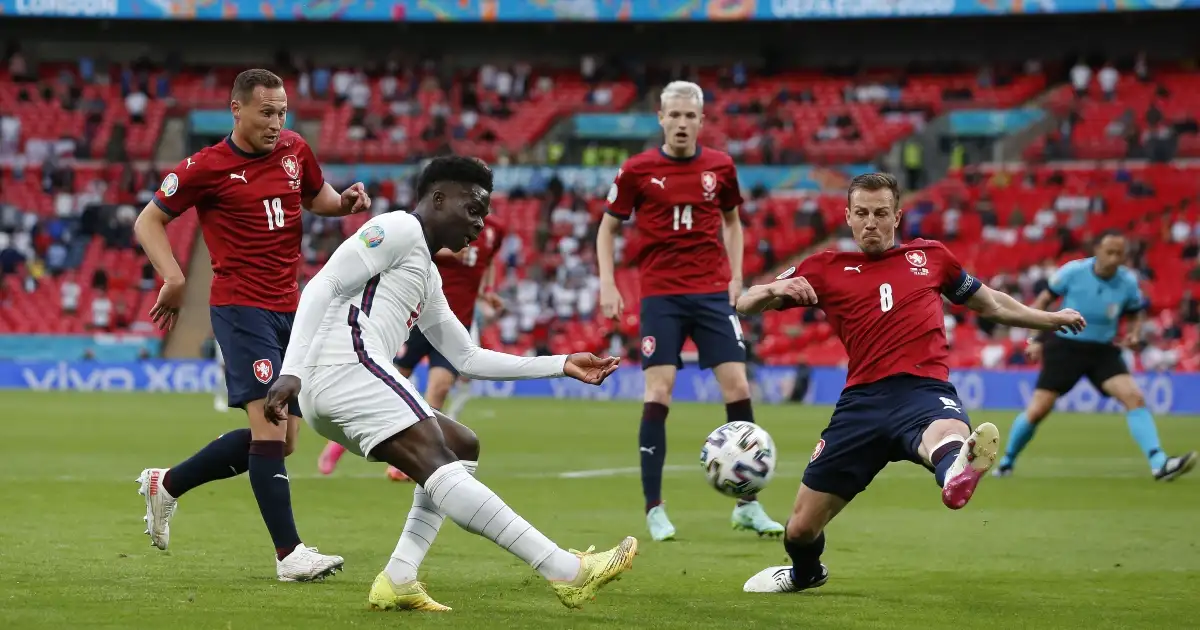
[394,328,458,377]
[639,292,745,370]
[802,375,971,501]
[210,305,301,417]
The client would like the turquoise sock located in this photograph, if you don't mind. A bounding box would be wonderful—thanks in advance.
[1000,412,1037,469]
[1126,407,1167,472]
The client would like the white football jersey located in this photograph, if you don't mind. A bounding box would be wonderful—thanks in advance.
[282,212,566,381]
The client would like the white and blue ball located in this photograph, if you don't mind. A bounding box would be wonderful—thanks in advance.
[700,421,777,498]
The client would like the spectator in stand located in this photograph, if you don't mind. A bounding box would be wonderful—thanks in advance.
[125,88,148,124]
[61,272,81,315]
[1097,62,1119,101]
[89,291,112,330]
[1070,60,1091,97]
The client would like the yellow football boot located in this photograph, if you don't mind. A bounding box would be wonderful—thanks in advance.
[550,536,638,609]
[367,572,451,612]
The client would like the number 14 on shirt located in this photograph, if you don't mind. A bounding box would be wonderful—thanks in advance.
[673,205,692,231]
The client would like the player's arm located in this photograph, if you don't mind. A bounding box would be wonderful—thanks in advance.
[723,208,744,303]
[420,277,618,383]
[1120,275,1150,347]
[420,293,565,380]
[279,221,414,380]
[134,199,185,287]
[720,164,747,302]
[296,142,370,217]
[598,167,636,319]
[135,166,205,330]
[736,277,818,315]
[304,181,370,217]
[965,284,1085,333]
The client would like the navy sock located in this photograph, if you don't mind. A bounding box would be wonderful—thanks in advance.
[726,398,760,504]
[248,440,302,559]
[162,428,251,498]
[639,402,669,512]
[785,531,825,584]
[933,440,965,488]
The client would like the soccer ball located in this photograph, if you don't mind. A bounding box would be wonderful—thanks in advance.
[699,421,777,498]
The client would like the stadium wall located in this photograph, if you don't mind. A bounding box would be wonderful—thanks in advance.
[2,361,1196,415]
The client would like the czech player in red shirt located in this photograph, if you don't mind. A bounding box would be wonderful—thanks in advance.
[316,219,505,481]
[736,173,1086,593]
[596,81,784,541]
[132,69,371,582]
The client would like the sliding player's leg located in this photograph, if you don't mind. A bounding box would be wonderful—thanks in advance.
[371,418,636,610]
[379,410,481,611]
[301,360,635,611]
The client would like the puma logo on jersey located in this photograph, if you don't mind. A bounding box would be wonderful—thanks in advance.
[650,177,666,189]
[844,265,862,273]
[185,158,195,169]
[229,171,248,183]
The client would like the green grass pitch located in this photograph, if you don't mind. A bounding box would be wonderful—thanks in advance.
[0,392,1196,629]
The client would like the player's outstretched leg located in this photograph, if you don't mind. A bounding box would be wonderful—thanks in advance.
[996,389,1056,477]
[318,441,347,475]
[373,412,479,612]
[712,362,784,538]
[744,484,842,593]
[371,418,637,611]
[930,421,1000,509]
[137,428,253,550]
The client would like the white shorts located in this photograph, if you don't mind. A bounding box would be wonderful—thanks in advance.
[298,358,435,461]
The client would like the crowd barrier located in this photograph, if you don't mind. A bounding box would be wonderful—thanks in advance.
[2,360,1196,414]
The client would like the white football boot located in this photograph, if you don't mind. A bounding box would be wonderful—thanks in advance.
[276,544,345,582]
[136,468,177,551]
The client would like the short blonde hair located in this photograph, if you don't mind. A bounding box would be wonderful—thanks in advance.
[659,81,704,109]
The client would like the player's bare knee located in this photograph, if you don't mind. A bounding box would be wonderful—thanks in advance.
[436,411,481,461]
[1121,391,1146,410]
[784,516,823,544]
[713,363,751,401]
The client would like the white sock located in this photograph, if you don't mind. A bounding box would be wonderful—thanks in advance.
[423,461,580,582]
[446,382,473,421]
[385,460,478,584]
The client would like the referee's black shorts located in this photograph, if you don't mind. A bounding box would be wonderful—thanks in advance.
[1035,335,1129,394]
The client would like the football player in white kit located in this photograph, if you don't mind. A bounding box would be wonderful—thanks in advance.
[263,157,636,612]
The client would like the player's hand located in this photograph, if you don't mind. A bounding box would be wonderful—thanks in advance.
[340,182,371,215]
[1047,308,1086,335]
[768,277,818,306]
[263,375,301,426]
[149,277,186,331]
[599,282,624,320]
[564,353,621,385]
[482,291,504,311]
[1120,330,1143,349]
[729,277,743,306]
[1024,340,1043,363]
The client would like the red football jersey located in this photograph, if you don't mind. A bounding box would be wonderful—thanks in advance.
[607,147,743,297]
[788,239,982,388]
[434,221,504,326]
[152,130,325,312]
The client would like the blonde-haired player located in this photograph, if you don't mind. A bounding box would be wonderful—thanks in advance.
[597,80,784,541]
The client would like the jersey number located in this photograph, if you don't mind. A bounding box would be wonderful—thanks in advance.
[879,283,893,312]
[673,205,693,231]
[263,198,285,230]
[463,246,478,267]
